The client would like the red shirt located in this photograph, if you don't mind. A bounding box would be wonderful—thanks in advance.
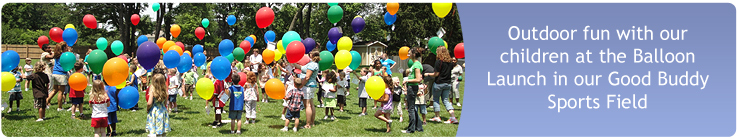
[212,80,225,107]
[70,87,85,98]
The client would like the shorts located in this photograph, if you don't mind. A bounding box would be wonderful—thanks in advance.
[379,108,393,114]
[34,98,47,108]
[168,95,177,103]
[51,74,68,85]
[337,95,346,105]
[358,98,367,108]
[285,111,300,120]
[245,100,257,118]
[91,117,109,128]
[184,84,193,94]
[70,97,84,105]
[9,92,23,101]
[416,104,427,115]
[302,87,317,100]
[228,111,244,120]
[107,112,118,124]
[215,107,223,115]
[323,98,337,108]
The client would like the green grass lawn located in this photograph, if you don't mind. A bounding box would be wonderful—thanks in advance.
[1,65,464,137]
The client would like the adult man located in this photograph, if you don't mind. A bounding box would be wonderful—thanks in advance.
[249,48,262,74]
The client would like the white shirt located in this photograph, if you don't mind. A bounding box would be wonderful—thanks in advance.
[168,74,181,95]
[249,54,262,72]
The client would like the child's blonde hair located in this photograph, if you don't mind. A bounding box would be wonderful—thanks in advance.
[34,61,46,73]
[90,80,108,102]
[151,74,168,102]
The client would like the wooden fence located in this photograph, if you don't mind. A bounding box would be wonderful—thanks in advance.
[2,44,93,60]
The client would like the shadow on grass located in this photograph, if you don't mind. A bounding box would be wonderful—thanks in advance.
[183,111,200,114]
[364,127,389,133]
[267,125,284,129]
[264,115,279,119]
[122,129,146,135]
[3,113,36,120]
[335,116,351,120]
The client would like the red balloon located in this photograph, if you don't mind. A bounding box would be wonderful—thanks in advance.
[37,36,49,49]
[49,27,64,43]
[239,40,252,53]
[238,72,247,86]
[297,55,310,66]
[195,27,205,40]
[131,14,140,26]
[454,43,465,59]
[255,7,275,28]
[286,41,305,63]
[176,41,185,51]
[83,14,97,29]
[118,55,129,63]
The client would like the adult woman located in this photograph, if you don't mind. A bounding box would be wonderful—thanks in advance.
[293,50,321,129]
[424,46,458,124]
[47,42,70,111]
[401,47,425,134]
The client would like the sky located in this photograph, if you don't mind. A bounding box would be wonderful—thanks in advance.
[141,2,180,22]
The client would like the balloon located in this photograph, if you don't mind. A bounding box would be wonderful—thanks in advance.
[273,49,283,61]
[337,36,353,51]
[117,55,129,63]
[111,40,124,55]
[178,55,193,73]
[351,16,365,33]
[163,50,180,69]
[407,59,414,68]
[194,52,206,67]
[243,37,255,48]
[86,50,107,74]
[118,86,139,109]
[328,27,342,44]
[255,7,275,28]
[349,50,362,70]
[65,24,75,30]
[156,37,167,49]
[227,15,236,26]
[184,51,192,57]
[237,72,247,86]
[201,18,210,28]
[1,72,15,91]
[276,40,285,54]
[264,30,276,43]
[131,14,140,26]
[83,14,97,29]
[102,58,129,86]
[282,31,301,48]
[334,50,352,69]
[249,35,257,43]
[297,55,310,66]
[327,5,343,24]
[194,27,205,40]
[366,76,386,100]
[169,45,183,56]
[387,3,399,15]
[37,36,49,48]
[136,35,148,46]
[262,49,275,64]
[326,41,337,52]
[286,41,306,63]
[219,39,234,56]
[192,44,204,54]
[384,12,396,25]
[328,3,339,6]
[62,28,78,46]
[68,73,87,91]
[1,50,20,72]
[225,54,235,63]
[444,41,448,47]
[302,38,316,53]
[432,3,453,18]
[233,48,245,61]
[428,37,444,54]
[239,40,252,53]
[152,3,160,11]
[49,27,64,43]
[59,52,76,71]
[176,41,185,49]
[211,56,231,80]
[455,43,465,59]
[318,51,334,71]
[170,24,181,38]
[265,78,286,99]
[163,41,176,53]
[399,46,410,60]
[196,78,215,100]
[137,41,160,70]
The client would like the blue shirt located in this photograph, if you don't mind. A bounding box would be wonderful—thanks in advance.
[382,59,396,75]
[10,71,22,92]
[129,73,139,88]
[106,86,118,112]
[228,86,245,111]
[301,62,319,87]
[52,58,67,75]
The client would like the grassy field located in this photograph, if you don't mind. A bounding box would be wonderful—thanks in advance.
[1,64,464,137]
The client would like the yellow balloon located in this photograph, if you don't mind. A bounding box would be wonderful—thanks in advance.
[276,40,285,54]
[274,49,283,61]
[365,76,386,100]
[354,15,362,19]
[2,72,16,92]
[444,41,448,47]
[169,45,183,56]
[335,50,352,69]
[65,24,76,29]
[196,78,214,100]
[432,3,453,18]
[163,41,176,52]
[116,81,126,89]
[337,37,353,51]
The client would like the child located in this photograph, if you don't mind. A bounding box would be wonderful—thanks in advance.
[415,80,429,125]
[146,73,171,137]
[8,67,23,113]
[69,62,86,118]
[258,64,270,103]
[183,68,196,100]
[374,76,395,133]
[282,78,304,132]
[106,84,119,137]
[244,71,259,124]
[354,68,370,116]
[210,78,226,128]
[27,61,49,121]
[89,80,110,137]
[23,58,33,91]
[226,73,245,134]
[322,70,337,120]
[126,65,140,111]
[167,69,180,113]
[336,72,347,112]
[392,77,404,122]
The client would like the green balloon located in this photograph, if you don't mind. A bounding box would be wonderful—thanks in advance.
[226,53,234,63]
[328,3,339,6]
[152,3,160,12]
[233,48,245,61]
[349,50,361,70]
[327,5,343,24]
[282,31,301,48]
[428,37,444,54]
[87,50,108,74]
[202,18,210,28]
[96,37,108,50]
[111,40,124,55]
[59,52,77,71]
[407,59,414,68]
[318,51,334,71]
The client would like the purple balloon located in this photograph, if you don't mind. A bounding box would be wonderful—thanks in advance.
[302,38,317,53]
[351,17,365,33]
[137,41,161,70]
[328,27,342,44]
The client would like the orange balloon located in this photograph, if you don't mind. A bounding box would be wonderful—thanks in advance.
[262,49,275,64]
[184,51,192,57]
[156,37,167,49]
[68,73,88,91]
[399,46,409,60]
[102,58,129,86]
[170,24,181,38]
[169,45,183,56]
[387,2,399,15]
[264,78,285,99]
[163,41,176,53]
[249,35,257,42]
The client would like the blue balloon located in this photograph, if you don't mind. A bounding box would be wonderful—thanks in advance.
[118,86,139,109]
[219,39,234,56]
[264,30,276,43]
[194,52,206,67]
[211,56,232,80]
[326,41,337,52]
[244,37,255,47]
[62,28,78,46]
[136,35,148,46]
[384,12,396,25]
[1,50,20,72]
[177,55,193,73]
[227,15,236,26]
[192,44,204,54]
[163,50,180,69]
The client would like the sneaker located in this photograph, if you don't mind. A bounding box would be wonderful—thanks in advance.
[401,130,413,134]
[36,118,44,122]
[429,106,434,109]
[429,117,442,122]
[399,117,404,122]
[230,131,235,134]
[46,105,49,109]
[372,107,377,109]
[71,115,75,119]
[190,97,193,100]
[423,121,427,125]
[6,109,10,113]
[281,114,286,120]
[236,130,242,134]
[26,88,29,91]
[331,116,336,120]
[67,107,73,111]
[358,113,365,116]
[280,127,288,132]
[443,118,459,124]
[251,120,255,124]
[244,120,250,124]
[132,109,136,112]
[323,116,328,120]
[292,127,298,132]
[456,103,461,106]
[57,108,63,111]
